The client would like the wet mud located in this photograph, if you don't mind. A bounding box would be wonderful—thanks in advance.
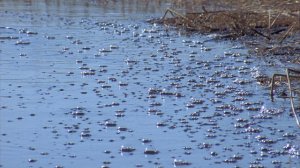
[0,1,299,168]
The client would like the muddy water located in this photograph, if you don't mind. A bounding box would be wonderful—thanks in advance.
[0,1,299,168]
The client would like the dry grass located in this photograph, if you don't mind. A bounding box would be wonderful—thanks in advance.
[150,0,300,58]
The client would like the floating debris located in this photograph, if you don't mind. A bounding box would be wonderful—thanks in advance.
[28,158,37,163]
[105,121,117,127]
[120,146,135,153]
[173,159,191,166]
[99,48,112,53]
[15,40,30,45]
[144,148,159,155]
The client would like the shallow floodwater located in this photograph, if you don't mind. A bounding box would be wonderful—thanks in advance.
[0,1,299,168]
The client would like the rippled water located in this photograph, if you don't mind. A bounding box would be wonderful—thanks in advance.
[0,1,299,168]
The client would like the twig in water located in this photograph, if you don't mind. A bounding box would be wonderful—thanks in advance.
[286,68,300,127]
[251,28,271,40]
[279,24,294,43]
[270,68,300,128]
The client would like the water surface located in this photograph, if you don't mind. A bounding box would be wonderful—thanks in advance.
[0,1,299,168]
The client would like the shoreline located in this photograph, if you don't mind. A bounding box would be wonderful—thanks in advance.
[150,0,300,64]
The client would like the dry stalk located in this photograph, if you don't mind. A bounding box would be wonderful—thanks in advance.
[162,8,188,20]
[270,68,300,128]
[286,69,300,127]
[279,24,294,43]
[270,10,284,28]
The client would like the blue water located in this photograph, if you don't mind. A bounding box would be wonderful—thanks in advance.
[0,1,299,168]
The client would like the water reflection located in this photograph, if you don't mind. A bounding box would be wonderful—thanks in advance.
[0,0,171,17]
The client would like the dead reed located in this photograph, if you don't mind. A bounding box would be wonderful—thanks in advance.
[150,0,300,57]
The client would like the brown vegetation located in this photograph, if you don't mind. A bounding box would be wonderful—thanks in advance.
[150,0,300,59]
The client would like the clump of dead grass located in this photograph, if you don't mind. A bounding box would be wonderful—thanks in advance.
[149,0,300,58]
